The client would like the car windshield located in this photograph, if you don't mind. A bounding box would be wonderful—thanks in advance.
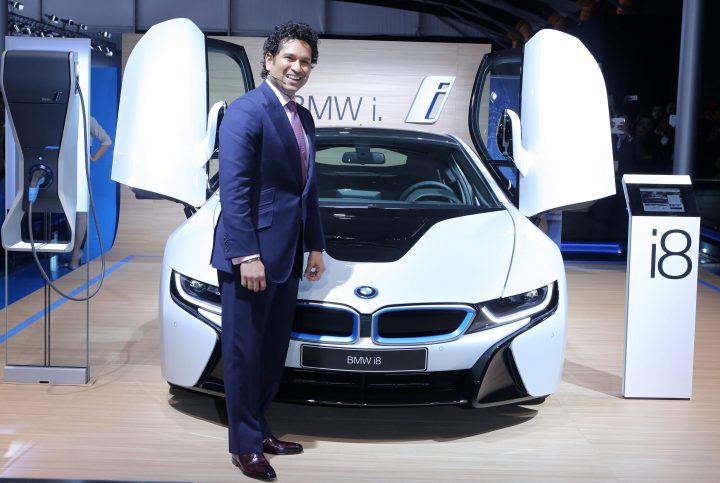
[315,136,498,208]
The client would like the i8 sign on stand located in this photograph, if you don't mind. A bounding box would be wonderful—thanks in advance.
[622,174,700,399]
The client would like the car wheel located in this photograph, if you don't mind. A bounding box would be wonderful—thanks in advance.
[167,382,193,394]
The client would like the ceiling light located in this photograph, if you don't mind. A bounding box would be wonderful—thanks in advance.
[8,1,24,11]
[21,26,31,35]
[103,46,114,57]
[101,31,112,39]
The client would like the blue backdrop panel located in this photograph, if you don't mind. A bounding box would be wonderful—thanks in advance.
[87,66,120,261]
[1,66,120,309]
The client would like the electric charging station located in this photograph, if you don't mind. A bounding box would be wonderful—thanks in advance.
[2,38,93,385]
[622,174,700,399]
[1,50,78,252]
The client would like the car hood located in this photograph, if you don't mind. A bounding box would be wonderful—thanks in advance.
[320,205,505,263]
[164,196,521,313]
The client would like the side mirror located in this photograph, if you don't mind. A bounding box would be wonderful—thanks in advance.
[203,101,226,162]
[496,108,532,176]
[496,110,514,159]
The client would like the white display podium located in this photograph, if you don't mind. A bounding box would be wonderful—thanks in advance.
[621,174,700,398]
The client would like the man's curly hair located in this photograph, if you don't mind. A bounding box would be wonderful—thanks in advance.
[261,21,319,79]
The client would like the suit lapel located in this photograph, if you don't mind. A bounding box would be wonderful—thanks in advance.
[259,83,303,185]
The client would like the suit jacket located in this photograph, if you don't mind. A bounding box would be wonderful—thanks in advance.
[211,82,325,283]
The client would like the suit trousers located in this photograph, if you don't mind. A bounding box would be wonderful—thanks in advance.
[218,267,299,454]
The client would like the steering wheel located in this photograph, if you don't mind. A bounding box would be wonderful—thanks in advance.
[399,181,461,203]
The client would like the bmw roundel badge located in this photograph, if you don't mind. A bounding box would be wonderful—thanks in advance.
[354,286,378,299]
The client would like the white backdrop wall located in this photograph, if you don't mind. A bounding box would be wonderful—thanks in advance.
[122,33,491,146]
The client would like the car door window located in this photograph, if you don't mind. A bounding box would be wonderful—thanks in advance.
[469,50,522,204]
[206,39,255,197]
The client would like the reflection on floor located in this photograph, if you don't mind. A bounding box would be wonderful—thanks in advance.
[1,252,78,309]
[0,255,159,346]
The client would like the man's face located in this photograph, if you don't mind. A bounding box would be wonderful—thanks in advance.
[265,39,313,97]
[635,117,652,137]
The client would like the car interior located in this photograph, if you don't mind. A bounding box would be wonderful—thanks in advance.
[315,144,495,207]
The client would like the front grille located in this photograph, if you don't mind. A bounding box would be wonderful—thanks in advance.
[291,302,475,344]
[292,302,358,342]
[373,305,475,344]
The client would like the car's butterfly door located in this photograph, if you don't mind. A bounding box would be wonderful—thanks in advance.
[111,18,255,208]
[469,29,615,217]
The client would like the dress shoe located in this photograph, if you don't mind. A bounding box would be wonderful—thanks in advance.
[262,435,304,455]
[231,452,276,481]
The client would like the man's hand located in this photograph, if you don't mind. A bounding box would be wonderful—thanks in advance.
[240,259,266,292]
[304,251,325,282]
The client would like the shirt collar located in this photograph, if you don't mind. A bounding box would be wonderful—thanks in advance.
[265,79,293,108]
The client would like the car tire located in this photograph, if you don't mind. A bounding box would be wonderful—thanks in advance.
[167,382,193,394]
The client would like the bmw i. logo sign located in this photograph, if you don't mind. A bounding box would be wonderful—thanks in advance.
[354,286,378,299]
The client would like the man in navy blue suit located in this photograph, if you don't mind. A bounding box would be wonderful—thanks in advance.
[211,21,325,481]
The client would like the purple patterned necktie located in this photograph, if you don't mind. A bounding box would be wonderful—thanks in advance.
[287,100,308,184]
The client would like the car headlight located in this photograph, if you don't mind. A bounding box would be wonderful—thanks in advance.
[465,283,555,334]
[172,272,221,315]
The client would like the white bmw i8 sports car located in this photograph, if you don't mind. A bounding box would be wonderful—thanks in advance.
[112,19,615,407]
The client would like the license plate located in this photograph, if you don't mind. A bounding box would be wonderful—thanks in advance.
[301,346,427,372]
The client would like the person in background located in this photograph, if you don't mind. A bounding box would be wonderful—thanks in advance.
[535,210,562,249]
[697,100,720,178]
[612,114,634,175]
[68,116,112,270]
[651,104,665,123]
[631,115,662,173]
[615,115,661,175]
[653,113,675,171]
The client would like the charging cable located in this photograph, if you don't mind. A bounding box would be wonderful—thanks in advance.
[27,79,107,301]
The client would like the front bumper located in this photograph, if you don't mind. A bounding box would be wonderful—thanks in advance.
[193,335,539,407]
[185,287,558,407]
[161,265,561,407]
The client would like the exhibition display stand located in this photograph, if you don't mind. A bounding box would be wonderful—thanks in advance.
[622,174,700,398]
